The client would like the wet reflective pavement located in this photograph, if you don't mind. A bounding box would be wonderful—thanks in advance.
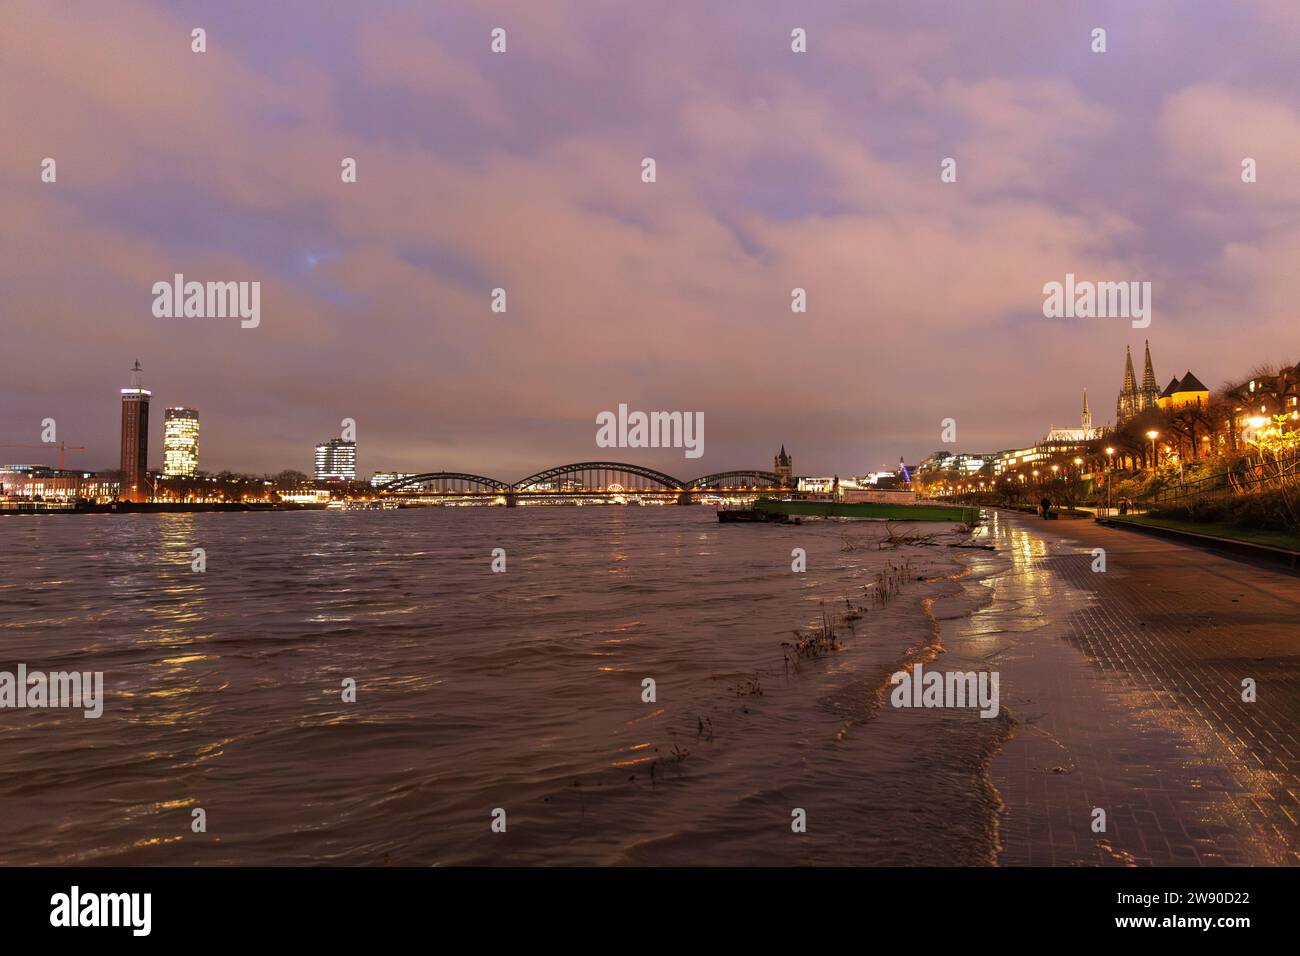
[945,510,1300,865]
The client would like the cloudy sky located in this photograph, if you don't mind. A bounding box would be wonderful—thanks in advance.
[2,0,1298,479]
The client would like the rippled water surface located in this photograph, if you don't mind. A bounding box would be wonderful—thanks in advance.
[0,508,1002,865]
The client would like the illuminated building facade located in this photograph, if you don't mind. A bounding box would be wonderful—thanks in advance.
[119,360,150,501]
[315,439,357,480]
[0,465,118,501]
[163,407,200,476]
[1157,372,1209,411]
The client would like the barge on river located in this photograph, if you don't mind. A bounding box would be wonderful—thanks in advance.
[719,497,979,524]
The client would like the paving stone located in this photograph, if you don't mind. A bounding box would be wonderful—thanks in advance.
[950,511,1300,866]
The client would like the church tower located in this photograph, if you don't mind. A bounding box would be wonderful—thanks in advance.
[1081,388,1092,434]
[774,445,793,485]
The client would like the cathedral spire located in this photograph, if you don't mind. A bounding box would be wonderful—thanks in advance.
[1118,345,1138,422]
[1081,388,1092,433]
[1141,340,1157,393]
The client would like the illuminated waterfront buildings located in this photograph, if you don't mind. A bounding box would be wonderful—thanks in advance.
[315,439,357,480]
[163,407,200,476]
[1157,372,1210,411]
[0,465,118,501]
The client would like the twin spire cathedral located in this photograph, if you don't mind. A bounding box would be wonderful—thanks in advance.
[1117,340,1160,422]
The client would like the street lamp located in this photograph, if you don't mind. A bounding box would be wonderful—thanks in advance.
[1105,446,1115,514]
[1146,430,1159,468]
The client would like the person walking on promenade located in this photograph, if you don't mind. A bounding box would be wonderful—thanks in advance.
[1040,496,1051,519]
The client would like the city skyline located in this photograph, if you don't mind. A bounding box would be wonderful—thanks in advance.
[3,2,1299,478]
[0,342,1264,483]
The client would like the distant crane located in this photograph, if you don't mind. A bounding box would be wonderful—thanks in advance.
[0,441,87,470]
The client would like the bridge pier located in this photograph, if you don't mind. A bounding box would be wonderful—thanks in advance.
[505,494,518,508]
[677,492,696,505]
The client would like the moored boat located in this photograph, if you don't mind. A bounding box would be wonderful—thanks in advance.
[748,497,979,523]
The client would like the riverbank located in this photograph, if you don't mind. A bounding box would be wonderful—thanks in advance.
[934,510,1300,864]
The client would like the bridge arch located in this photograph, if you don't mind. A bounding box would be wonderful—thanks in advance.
[377,472,511,493]
[686,470,784,490]
[512,461,686,492]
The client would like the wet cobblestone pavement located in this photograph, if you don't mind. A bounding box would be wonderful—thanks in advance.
[953,510,1300,866]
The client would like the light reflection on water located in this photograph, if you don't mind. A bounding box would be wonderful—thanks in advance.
[1,508,997,865]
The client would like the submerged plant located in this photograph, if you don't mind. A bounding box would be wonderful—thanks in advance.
[783,602,843,668]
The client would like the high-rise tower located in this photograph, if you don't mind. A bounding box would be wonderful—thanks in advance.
[163,407,200,477]
[120,360,151,501]
[315,439,357,480]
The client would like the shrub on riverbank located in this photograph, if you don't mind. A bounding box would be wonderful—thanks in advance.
[1152,486,1299,533]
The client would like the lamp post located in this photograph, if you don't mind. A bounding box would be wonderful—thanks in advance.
[1105,446,1115,515]
[1146,430,1159,469]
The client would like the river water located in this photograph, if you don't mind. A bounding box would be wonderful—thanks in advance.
[0,507,1007,865]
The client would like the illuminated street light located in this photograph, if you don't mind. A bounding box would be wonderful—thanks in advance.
[1146,429,1159,467]
[1104,446,1116,513]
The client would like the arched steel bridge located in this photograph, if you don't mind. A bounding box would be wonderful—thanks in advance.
[376,463,788,503]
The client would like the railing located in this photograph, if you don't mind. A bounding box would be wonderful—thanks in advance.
[1134,452,1300,512]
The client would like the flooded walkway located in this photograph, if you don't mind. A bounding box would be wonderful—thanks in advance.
[941,510,1300,865]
